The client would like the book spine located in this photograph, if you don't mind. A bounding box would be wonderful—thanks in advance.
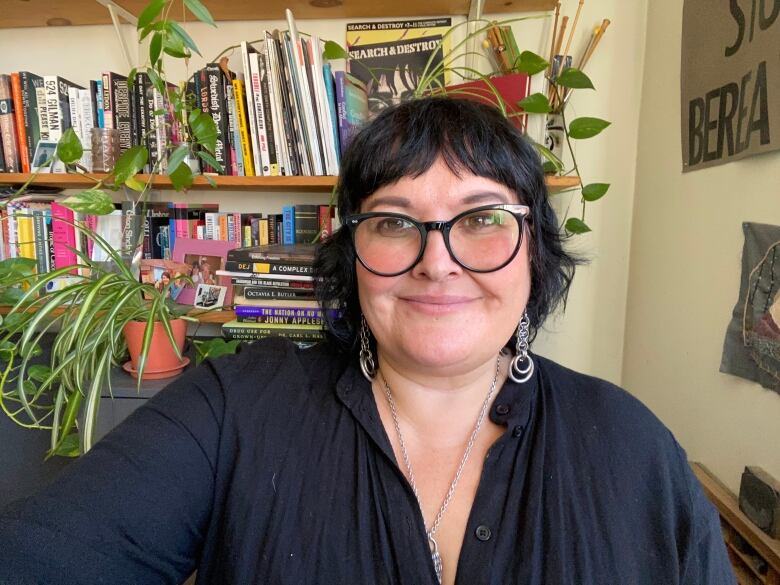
[77,89,95,171]
[10,73,30,172]
[224,259,314,276]
[221,325,324,341]
[0,75,21,172]
[35,85,50,143]
[204,211,217,240]
[259,46,279,176]
[231,276,313,289]
[135,73,149,171]
[205,63,229,174]
[226,83,243,176]
[294,204,318,244]
[235,305,324,318]
[153,87,167,172]
[236,314,325,326]
[258,218,269,245]
[6,203,19,258]
[198,68,214,173]
[68,86,82,150]
[32,210,47,275]
[322,62,341,169]
[20,72,43,168]
[282,205,295,245]
[17,212,35,261]
[101,73,113,128]
[0,209,8,259]
[113,76,131,153]
[318,205,333,240]
[232,78,255,176]
[237,286,315,300]
[249,54,270,175]
[45,211,55,273]
[51,202,78,274]
[43,76,63,141]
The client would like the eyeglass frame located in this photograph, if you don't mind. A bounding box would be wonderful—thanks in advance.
[344,203,532,277]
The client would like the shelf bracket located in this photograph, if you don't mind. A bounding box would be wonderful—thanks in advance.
[465,0,485,74]
[95,0,139,70]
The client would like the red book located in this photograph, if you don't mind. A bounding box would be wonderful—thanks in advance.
[9,73,29,173]
[318,205,334,240]
[444,73,531,131]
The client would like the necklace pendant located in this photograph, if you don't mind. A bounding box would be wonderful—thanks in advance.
[429,535,443,583]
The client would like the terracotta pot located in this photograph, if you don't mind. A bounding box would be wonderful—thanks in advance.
[123,318,188,379]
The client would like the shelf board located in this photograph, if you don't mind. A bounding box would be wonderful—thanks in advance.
[1,0,556,29]
[692,462,780,576]
[0,304,236,324]
[0,172,577,193]
[0,173,337,192]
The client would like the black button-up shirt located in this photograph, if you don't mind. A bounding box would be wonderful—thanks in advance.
[0,338,735,584]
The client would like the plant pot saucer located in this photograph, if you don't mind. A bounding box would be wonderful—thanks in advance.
[122,357,190,380]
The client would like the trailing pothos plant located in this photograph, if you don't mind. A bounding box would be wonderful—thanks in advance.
[0,0,220,458]
[324,16,611,236]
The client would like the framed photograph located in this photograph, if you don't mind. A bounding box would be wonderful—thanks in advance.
[172,237,238,306]
[194,284,228,309]
[139,259,191,301]
[31,141,62,173]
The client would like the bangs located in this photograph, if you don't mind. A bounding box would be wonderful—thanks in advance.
[336,98,535,218]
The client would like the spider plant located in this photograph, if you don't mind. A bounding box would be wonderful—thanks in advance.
[0,219,194,458]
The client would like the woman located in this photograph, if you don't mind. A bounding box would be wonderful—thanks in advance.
[0,98,733,584]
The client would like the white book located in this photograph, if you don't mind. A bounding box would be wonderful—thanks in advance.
[309,36,338,175]
[249,53,271,175]
[240,41,263,175]
[77,88,95,171]
[285,10,324,175]
[152,87,167,172]
[35,86,50,143]
[43,76,63,141]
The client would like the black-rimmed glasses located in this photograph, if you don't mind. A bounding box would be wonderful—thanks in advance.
[344,204,531,277]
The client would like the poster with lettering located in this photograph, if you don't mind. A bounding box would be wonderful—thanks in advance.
[346,18,451,116]
[680,0,779,172]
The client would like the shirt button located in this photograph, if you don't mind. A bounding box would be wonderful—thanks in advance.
[512,425,524,437]
[496,404,510,415]
[475,525,492,541]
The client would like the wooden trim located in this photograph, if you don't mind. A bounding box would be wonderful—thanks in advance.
[691,462,780,577]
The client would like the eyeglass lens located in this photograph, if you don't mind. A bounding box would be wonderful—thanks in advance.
[354,208,521,275]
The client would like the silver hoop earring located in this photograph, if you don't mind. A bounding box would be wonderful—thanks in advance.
[509,311,534,384]
[359,316,376,382]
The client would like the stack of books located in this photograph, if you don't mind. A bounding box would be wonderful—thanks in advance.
[218,243,334,346]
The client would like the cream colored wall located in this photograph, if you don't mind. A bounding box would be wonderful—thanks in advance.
[624,0,780,493]
[0,0,648,385]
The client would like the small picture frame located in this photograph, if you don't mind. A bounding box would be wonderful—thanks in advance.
[139,259,191,301]
[193,284,228,309]
[31,141,64,173]
[172,237,238,306]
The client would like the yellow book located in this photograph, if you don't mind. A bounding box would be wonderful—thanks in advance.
[17,215,36,261]
[232,78,255,177]
[259,218,269,246]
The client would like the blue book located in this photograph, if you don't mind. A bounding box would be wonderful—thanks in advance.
[95,79,105,128]
[334,71,368,156]
[282,205,295,245]
[322,63,340,167]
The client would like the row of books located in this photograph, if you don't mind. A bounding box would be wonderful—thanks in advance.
[0,197,335,270]
[0,21,371,177]
[219,243,330,346]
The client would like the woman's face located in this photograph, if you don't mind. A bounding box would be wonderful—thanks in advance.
[356,158,532,377]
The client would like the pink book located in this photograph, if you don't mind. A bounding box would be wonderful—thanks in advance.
[50,202,78,273]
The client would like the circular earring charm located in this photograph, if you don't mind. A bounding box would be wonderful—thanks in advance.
[508,311,534,384]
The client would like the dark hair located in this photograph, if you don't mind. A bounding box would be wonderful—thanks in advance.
[315,96,581,351]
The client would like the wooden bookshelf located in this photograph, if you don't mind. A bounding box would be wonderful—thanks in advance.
[0,304,235,323]
[691,462,780,585]
[0,172,579,193]
[1,0,556,29]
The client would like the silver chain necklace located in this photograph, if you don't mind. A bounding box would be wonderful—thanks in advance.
[380,354,501,584]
